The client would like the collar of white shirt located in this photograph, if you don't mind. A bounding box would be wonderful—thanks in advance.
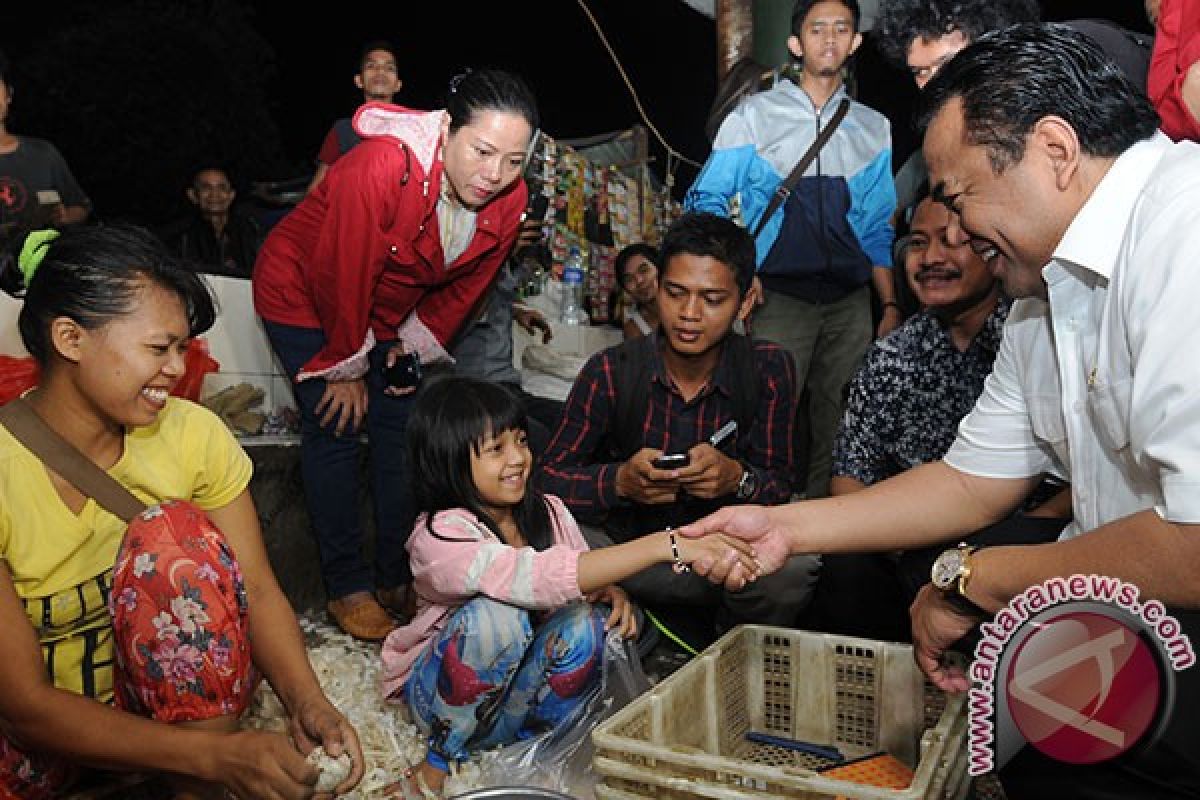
[1051,132,1172,282]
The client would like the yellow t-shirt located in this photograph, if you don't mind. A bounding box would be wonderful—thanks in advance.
[0,397,253,702]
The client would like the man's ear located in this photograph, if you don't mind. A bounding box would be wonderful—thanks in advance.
[49,317,86,365]
[787,35,804,61]
[1031,115,1081,192]
[849,32,863,57]
[736,286,756,322]
[354,74,365,91]
[186,188,199,207]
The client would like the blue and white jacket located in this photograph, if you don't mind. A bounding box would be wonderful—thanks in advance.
[686,81,896,303]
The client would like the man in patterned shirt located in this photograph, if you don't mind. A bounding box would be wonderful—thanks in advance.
[806,194,1070,641]
[537,212,820,641]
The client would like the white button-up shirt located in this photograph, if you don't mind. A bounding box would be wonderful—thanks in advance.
[945,133,1200,539]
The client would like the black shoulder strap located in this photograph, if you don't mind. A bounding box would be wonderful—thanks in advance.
[724,334,760,442]
[752,96,851,240]
[609,335,656,460]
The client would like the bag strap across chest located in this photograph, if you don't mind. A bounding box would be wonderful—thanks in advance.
[0,399,148,522]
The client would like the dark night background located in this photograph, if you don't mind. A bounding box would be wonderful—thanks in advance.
[2,1,1155,229]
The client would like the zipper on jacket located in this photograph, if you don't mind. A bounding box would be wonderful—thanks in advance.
[814,101,832,289]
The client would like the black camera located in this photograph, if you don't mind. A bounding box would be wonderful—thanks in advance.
[383,351,422,390]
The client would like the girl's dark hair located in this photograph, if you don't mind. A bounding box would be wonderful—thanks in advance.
[0,223,217,364]
[444,68,539,136]
[407,375,555,551]
[614,242,659,286]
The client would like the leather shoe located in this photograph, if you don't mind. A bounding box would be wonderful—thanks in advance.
[326,591,395,641]
[376,584,417,624]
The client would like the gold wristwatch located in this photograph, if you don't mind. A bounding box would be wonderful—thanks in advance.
[930,543,985,615]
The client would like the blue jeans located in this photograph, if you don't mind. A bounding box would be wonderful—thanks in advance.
[406,597,606,770]
[262,321,415,599]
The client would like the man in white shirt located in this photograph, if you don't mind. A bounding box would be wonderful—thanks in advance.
[683,23,1200,798]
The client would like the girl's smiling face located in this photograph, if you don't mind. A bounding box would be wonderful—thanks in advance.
[470,426,532,518]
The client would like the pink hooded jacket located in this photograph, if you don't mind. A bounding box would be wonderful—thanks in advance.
[380,494,589,699]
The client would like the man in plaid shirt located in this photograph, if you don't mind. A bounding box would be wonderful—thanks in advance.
[537,213,821,635]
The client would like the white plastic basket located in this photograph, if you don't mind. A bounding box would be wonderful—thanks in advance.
[592,625,969,800]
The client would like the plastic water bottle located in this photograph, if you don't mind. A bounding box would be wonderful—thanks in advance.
[559,245,588,326]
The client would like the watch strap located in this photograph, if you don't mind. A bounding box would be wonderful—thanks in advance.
[735,466,755,499]
[943,585,988,617]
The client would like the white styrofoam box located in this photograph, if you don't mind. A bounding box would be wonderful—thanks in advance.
[201,276,287,379]
[0,291,27,356]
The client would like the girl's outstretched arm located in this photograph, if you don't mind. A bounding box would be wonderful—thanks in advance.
[576,530,760,594]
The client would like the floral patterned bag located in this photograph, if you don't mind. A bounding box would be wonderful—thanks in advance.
[0,399,256,798]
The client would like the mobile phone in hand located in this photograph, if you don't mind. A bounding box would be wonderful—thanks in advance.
[525,193,550,223]
[653,452,690,469]
[383,351,422,390]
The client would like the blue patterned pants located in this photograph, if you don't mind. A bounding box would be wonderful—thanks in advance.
[406,597,606,771]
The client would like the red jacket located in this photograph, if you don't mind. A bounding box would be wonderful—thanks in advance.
[253,106,527,379]
[1149,0,1200,142]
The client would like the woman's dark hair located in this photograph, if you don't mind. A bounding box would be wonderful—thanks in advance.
[919,23,1159,173]
[876,0,1040,68]
[614,242,658,287]
[0,224,217,364]
[407,375,555,551]
[659,211,756,296]
[444,68,539,136]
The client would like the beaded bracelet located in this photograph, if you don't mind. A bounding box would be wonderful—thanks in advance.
[668,528,691,574]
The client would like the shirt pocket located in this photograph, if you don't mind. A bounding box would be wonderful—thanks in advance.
[1028,394,1068,448]
[1087,377,1132,453]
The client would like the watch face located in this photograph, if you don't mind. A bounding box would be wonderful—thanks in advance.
[931,549,965,590]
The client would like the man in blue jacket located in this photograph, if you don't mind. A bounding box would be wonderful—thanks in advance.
[686,0,897,500]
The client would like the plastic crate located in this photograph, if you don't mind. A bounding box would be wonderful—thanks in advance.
[592,625,969,800]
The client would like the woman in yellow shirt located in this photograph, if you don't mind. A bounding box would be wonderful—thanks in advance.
[0,225,363,798]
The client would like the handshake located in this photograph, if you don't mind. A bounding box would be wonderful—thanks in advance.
[671,504,793,591]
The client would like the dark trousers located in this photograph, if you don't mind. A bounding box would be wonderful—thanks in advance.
[263,321,415,599]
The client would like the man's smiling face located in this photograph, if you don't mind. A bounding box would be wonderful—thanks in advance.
[923,97,1069,300]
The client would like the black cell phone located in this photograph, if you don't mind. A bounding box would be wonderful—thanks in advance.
[383,351,422,390]
[653,452,691,469]
[525,193,550,222]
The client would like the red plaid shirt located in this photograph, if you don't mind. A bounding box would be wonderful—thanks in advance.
[536,335,796,540]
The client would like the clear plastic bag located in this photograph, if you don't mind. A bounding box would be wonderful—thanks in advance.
[469,631,652,799]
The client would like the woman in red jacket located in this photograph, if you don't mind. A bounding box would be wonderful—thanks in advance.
[253,68,538,641]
